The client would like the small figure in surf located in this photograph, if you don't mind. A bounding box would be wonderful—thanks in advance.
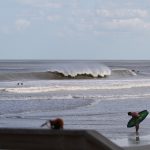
[17,82,23,86]
[128,112,140,132]
[41,118,64,129]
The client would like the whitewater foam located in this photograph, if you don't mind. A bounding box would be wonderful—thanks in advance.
[48,63,111,78]
[2,79,150,94]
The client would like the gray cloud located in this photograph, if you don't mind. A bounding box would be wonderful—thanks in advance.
[16,0,62,8]
[15,0,150,36]
[15,19,31,30]
[96,9,148,18]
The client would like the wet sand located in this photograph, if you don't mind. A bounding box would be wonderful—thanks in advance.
[124,145,150,150]
[113,132,150,150]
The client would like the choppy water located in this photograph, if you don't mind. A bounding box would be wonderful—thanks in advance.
[0,60,150,147]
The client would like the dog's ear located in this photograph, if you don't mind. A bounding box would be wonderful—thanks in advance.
[41,120,50,127]
[40,121,47,127]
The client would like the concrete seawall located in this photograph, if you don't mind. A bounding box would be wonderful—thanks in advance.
[0,128,124,150]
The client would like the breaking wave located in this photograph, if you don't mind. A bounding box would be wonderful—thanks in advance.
[0,63,111,81]
[0,63,140,81]
[49,63,111,78]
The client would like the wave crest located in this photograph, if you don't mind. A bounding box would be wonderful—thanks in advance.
[49,63,111,78]
[0,63,111,81]
[111,68,137,78]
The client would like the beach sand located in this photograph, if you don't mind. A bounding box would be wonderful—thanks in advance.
[113,132,150,150]
[124,145,150,150]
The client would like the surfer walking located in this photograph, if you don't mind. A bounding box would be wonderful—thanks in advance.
[128,112,140,132]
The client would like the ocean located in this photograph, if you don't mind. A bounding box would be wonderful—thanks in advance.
[0,60,150,147]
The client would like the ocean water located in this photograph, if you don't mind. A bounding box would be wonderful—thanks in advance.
[0,60,150,147]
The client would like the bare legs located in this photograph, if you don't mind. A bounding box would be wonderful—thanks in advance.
[135,124,139,133]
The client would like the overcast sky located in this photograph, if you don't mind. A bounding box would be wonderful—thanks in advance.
[1,0,150,59]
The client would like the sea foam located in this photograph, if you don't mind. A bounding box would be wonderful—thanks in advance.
[49,63,111,78]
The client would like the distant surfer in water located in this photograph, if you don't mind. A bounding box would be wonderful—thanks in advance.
[128,112,140,132]
[17,82,23,86]
[41,118,64,129]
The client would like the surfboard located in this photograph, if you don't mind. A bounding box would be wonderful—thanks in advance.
[127,110,149,128]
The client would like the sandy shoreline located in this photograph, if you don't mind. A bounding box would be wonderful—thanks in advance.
[112,133,150,150]
[124,145,150,150]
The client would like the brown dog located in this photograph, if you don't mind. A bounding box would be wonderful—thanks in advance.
[41,118,64,129]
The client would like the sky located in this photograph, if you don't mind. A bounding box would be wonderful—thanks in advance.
[1,0,150,59]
